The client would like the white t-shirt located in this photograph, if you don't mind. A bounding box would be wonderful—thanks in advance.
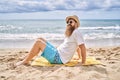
[57,28,84,64]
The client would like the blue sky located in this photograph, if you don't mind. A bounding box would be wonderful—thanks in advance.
[0,0,120,19]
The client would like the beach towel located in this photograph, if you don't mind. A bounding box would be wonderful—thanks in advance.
[31,55,101,67]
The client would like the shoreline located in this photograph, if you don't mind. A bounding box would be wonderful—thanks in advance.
[0,46,120,80]
[0,38,120,48]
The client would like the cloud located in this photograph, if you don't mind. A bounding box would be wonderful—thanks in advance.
[0,0,120,13]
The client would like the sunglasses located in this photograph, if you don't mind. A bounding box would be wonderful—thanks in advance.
[67,20,73,24]
[67,19,76,24]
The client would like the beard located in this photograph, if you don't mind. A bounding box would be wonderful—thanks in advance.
[71,24,75,28]
[68,23,74,27]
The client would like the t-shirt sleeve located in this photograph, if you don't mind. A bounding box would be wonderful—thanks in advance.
[74,29,84,45]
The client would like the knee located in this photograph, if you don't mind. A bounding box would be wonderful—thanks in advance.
[35,37,45,44]
[37,37,46,42]
[34,40,40,46]
[37,37,43,40]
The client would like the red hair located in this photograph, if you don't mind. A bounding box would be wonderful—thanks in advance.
[65,24,75,37]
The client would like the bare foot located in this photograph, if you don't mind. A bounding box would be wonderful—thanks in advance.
[15,61,29,67]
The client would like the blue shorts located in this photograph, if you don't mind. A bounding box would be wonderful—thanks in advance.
[41,42,62,64]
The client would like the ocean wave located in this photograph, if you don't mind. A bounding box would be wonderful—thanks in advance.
[80,25,120,30]
[0,25,22,31]
[0,33,64,40]
[0,33,120,40]
[84,33,120,40]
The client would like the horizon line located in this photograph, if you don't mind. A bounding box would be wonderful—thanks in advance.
[0,18,120,20]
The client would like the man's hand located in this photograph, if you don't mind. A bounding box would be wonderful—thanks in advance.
[73,57,80,60]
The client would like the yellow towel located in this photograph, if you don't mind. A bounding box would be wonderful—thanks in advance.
[31,56,101,67]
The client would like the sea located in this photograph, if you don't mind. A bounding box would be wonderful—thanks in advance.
[0,19,120,48]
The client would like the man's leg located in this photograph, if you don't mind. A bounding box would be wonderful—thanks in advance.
[16,38,46,66]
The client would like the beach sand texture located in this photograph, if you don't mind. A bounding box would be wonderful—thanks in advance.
[0,47,120,80]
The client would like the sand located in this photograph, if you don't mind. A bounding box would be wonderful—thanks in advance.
[0,46,120,80]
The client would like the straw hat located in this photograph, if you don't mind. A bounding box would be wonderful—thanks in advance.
[66,15,80,27]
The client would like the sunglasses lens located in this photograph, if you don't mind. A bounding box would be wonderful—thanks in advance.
[67,21,72,24]
[70,21,72,23]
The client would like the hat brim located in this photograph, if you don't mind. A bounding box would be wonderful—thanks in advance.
[66,15,80,27]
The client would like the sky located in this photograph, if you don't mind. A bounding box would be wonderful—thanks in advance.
[0,0,120,19]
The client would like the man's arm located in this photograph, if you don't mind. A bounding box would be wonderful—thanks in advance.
[79,44,86,64]
[77,47,81,59]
